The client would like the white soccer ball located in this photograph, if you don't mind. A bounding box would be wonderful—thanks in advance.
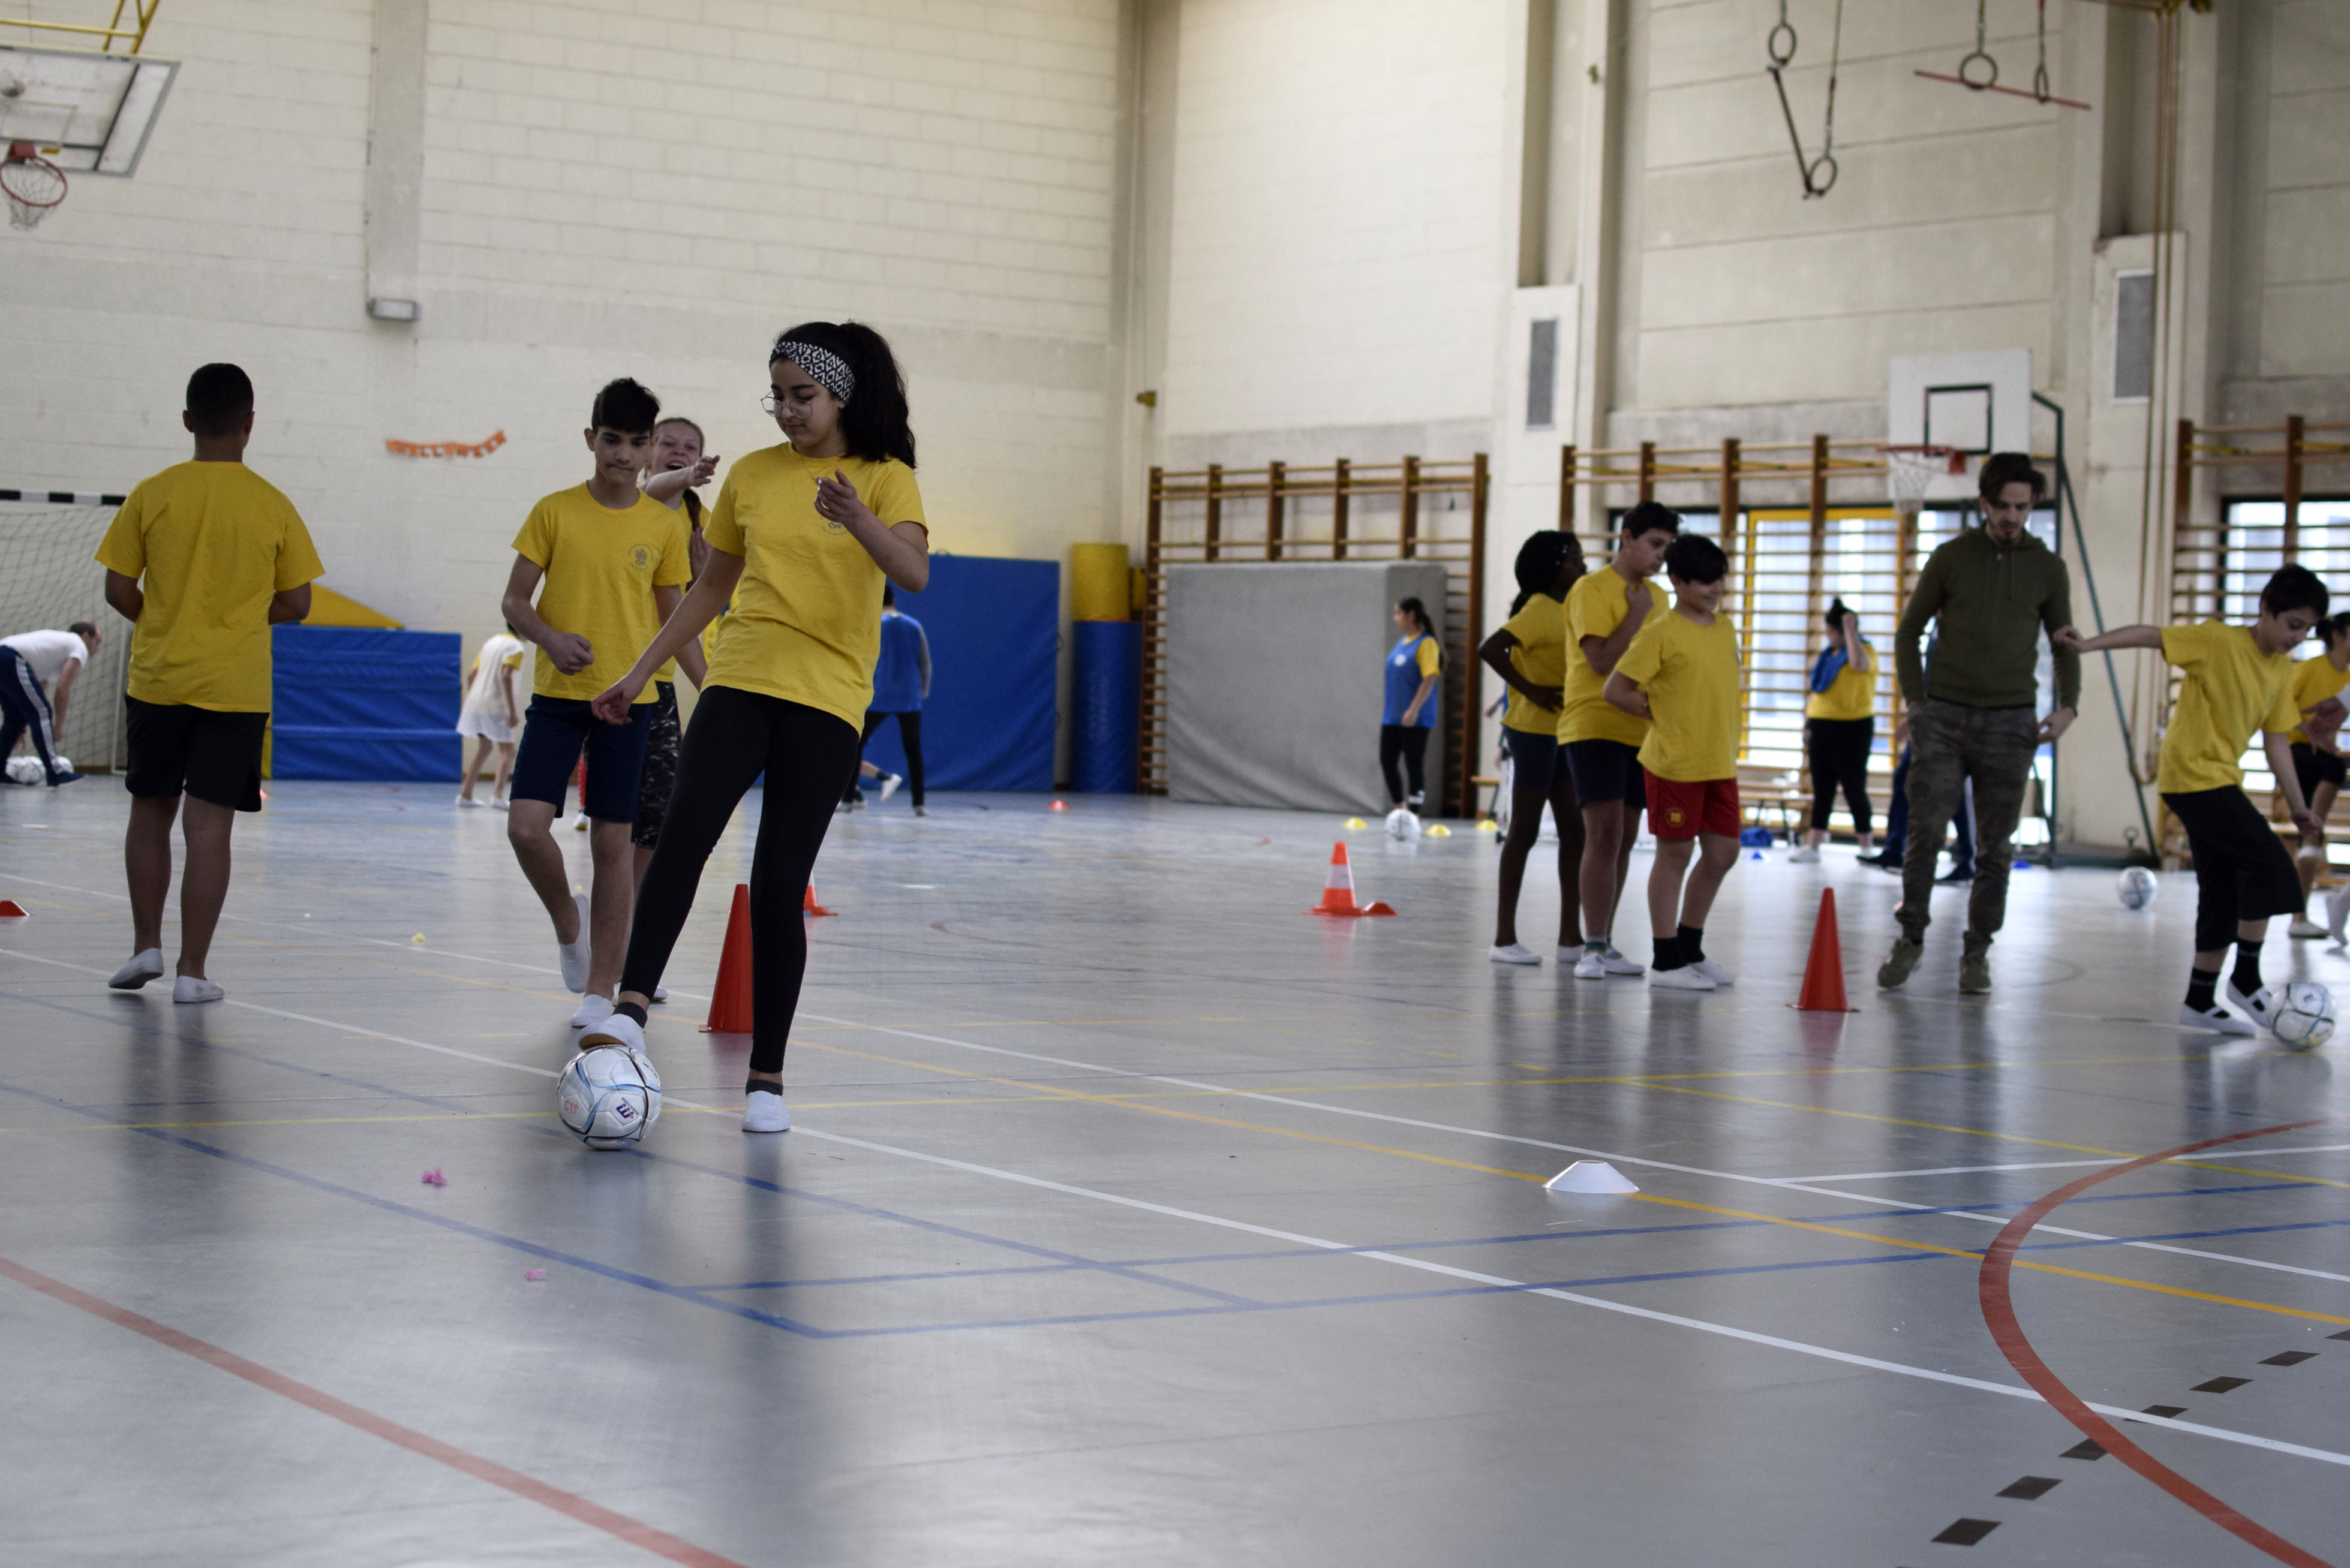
[2117,866,2158,910]
[2264,980,2335,1051]
[557,1044,662,1148]
[6,754,65,784]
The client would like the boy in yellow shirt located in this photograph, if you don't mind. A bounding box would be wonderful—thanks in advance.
[1559,499,1681,979]
[94,363,324,1003]
[1604,534,1744,991]
[2057,564,2327,1034]
[500,378,697,1031]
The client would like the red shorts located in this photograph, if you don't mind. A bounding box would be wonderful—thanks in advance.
[1644,772,1739,840]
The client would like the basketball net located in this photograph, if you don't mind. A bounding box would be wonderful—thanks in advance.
[1881,444,1963,518]
[3,142,67,231]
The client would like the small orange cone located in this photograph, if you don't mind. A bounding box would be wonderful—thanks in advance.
[0,899,27,917]
[1792,889,1856,1012]
[802,883,837,917]
[1308,842,1396,917]
[702,883,755,1033]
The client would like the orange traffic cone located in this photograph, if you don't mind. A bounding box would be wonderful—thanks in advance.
[0,899,27,917]
[1308,842,1396,917]
[702,883,755,1033]
[802,883,837,917]
[1792,888,1856,1012]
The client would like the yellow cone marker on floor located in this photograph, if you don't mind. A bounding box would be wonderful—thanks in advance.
[1344,817,1368,830]
[1424,823,1451,838]
[1544,1161,1640,1194]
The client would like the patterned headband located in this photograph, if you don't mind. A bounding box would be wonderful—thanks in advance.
[770,338,855,404]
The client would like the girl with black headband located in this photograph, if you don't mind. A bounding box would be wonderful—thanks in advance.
[1479,530,1588,964]
[584,321,928,1133]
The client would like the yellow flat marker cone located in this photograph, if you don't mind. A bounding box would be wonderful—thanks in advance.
[1476,818,1498,833]
[1424,823,1451,838]
[1544,1161,1639,1194]
[411,934,426,943]
[1344,817,1368,830]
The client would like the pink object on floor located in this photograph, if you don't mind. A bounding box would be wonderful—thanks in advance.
[523,1269,546,1281]
[420,1168,446,1187]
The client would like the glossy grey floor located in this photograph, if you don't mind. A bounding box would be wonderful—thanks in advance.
[3,781,2348,1567]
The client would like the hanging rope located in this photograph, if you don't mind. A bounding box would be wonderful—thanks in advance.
[1765,0,1842,198]
[2034,0,2053,101]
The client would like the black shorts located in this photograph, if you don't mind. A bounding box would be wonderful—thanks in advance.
[632,682,681,848]
[1564,737,1646,811]
[2161,786,2306,951]
[2291,742,2346,800]
[510,695,656,822]
[125,699,268,812]
[1502,727,1561,793]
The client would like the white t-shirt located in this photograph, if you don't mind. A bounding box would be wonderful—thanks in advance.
[461,633,528,718]
[2,629,89,685]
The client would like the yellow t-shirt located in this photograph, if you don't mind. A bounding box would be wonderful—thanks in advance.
[511,484,693,703]
[94,461,324,712]
[702,445,928,729]
[1615,607,1743,783]
[1804,647,1876,721]
[2157,621,2298,794]
[1557,567,1654,747]
[2285,655,2350,748]
[1498,594,1565,735]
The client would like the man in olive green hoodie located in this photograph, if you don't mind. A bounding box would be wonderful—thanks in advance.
[1879,453,2078,994]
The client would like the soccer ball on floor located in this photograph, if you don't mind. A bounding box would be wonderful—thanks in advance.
[5,754,67,784]
[557,1044,662,1148]
[1386,807,1421,841]
[2117,866,2158,909]
[2261,980,2335,1051]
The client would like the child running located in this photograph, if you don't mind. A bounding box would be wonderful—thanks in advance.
[587,322,930,1133]
[1559,500,1681,979]
[2056,564,2328,1034]
[2280,610,2350,938]
[500,378,695,1030]
[455,621,527,808]
[94,363,323,1002]
[1479,529,1586,964]
[1603,533,1742,991]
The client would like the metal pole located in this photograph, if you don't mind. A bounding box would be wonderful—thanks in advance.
[1333,459,1351,559]
[1266,460,1285,561]
[1204,463,1222,562]
[1465,453,1488,818]
[2284,414,2304,564]
[1399,456,1420,558]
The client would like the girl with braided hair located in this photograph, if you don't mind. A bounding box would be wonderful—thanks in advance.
[1479,530,1588,964]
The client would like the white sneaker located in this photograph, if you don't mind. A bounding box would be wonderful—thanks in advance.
[579,1011,647,1061]
[1788,844,1821,863]
[456,794,483,808]
[1490,943,1541,966]
[108,948,165,990]
[570,993,615,1030]
[743,1088,791,1133]
[1599,948,1646,977]
[2289,917,2327,939]
[172,975,224,1004]
[913,804,929,817]
[2180,1002,2257,1036]
[2224,980,2274,1031]
[2331,886,2350,946]
[1648,966,1715,991]
[652,985,668,1003]
[491,796,510,812]
[1573,949,1608,980]
[878,772,903,802]
[1688,958,1736,986]
[557,893,591,994]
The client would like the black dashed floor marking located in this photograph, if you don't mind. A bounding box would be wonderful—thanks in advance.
[2134,1403,2187,1419]
[2260,1350,2318,1366]
[2190,1376,2250,1394]
[2330,1329,2350,1341]
[1994,1476,2060,1500]
[2060,1439,2106,1461]
[1931,1519,2001,1546]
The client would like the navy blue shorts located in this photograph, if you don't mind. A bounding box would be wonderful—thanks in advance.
[510,696,655,822]
[1564,737,1646,810]
[1502,727,1559,791]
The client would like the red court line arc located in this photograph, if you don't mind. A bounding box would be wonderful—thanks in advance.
[1976,1118,2340,1568]
[0,1254,752,1568]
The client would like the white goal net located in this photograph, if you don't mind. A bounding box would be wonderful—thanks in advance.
[0,497,130,773]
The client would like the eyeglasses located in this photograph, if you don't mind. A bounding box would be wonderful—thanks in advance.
[759,392,783,414]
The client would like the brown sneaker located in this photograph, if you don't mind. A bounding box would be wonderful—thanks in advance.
[1877,938,1925,990]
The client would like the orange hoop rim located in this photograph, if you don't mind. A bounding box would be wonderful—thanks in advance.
[2,142,68,210]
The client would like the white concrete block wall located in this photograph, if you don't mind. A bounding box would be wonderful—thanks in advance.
[1,0,1123,709]
[2258,0,2350,379]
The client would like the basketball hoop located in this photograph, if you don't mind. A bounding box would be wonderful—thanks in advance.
[2,142,67,230]
[1880,444,1964,517]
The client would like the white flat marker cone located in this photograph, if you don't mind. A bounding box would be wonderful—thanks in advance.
[1544,1160,1640,1194]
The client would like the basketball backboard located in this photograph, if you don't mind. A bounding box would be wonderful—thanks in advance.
[0,44,177,175]
[1886,350,2032,504]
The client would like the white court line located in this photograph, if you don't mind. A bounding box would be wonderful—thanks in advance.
[4,944,2343,1467]
[797,1014,2350,1287]
[795,1125,2350,1471]
[1791,1146,2350,1182]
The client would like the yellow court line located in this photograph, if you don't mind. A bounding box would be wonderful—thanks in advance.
[799,1040,2349,1325]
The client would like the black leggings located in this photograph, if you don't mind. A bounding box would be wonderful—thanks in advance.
[1380,724,1431,806]
[1807,718,1874,835]
[622,685,860,1075]
[846,709,924,805]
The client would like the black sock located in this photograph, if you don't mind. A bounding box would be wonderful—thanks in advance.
[2231,944,2264,997]
[2186,971,2218,1012]
[1678,924,1706,965]
[615,1001,647,1027]
[1652,937,1684,972]
[746,1077,780,1097]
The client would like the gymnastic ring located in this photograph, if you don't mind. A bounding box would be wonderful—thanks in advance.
[1767,20,1797,67]
[1804,153,1838,198]
[2033,63,2051,103]
[1959,49,1999,89]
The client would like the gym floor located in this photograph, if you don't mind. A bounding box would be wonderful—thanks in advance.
[3,782,2346,1567]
